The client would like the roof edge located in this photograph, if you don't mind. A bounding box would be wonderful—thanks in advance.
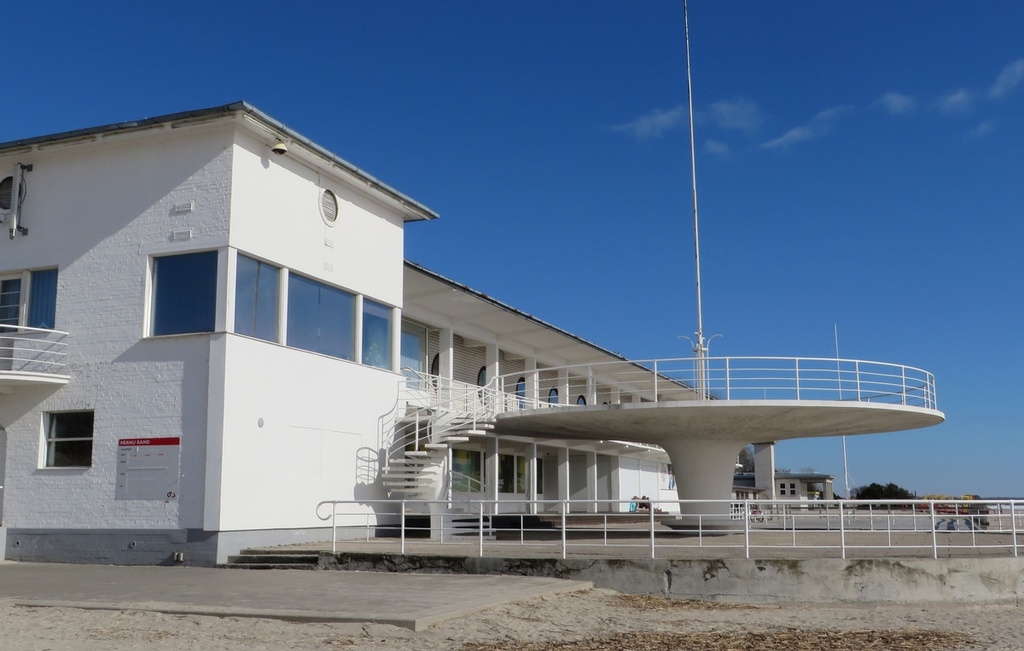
[0,101,439,222]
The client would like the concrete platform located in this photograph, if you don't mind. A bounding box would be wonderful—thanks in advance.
[0,561,591,631]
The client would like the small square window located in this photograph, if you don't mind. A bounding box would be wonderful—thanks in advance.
[45,411,94,467]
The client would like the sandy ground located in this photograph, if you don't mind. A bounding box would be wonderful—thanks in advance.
[1,590,1017,650]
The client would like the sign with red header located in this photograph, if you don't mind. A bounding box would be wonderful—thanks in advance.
[116,437,181,501]
[117,437,181,447]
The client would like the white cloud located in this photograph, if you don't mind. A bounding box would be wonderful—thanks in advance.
[761,105,853,149]
[705,97,763,132]
[611,105,687,140]
[990,59,1024,99]
[968,119,996,139]
[703,139,731,157]
[932,89,974,114]
[875,91,916,115]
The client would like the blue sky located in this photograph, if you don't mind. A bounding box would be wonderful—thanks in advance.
[4,1,1022,497]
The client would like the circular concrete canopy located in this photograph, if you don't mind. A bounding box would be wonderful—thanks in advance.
[493,400,945,444]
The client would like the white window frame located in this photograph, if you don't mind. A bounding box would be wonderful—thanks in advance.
[42,410,95,469]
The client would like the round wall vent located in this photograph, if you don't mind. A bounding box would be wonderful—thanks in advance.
[320,189,339,225]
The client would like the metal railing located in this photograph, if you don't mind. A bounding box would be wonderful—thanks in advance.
[494,357,938,409]
[315,498,1018,559]
[0,324,70,379]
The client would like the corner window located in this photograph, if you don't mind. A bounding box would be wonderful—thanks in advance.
[0,269,58,329]
[45,411,94,467]
[234,255,279,342]
[286,273,354,359]
[362,299,392,370]
[0,277,21,326]
[152,251,218,336]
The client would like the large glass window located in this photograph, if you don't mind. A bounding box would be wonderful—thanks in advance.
[234,255,279,342]
[362,299,392,370]
[0,277,21,326]
[452,449,483,493]
[0,269,59,329]
[45,411,94,467]
[286,273,354,359]
[152,252,217,336]
[400,321,427,378]
[27,269,58,329]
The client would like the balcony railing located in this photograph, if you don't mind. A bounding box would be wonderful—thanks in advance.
[316,498,1018,560]
[0,324,70,384]
[494,357,938,410]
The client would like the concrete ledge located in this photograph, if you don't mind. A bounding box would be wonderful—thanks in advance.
[334,552,1024,603]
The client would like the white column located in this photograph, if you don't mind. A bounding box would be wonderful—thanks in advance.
[485,436,500,510]
[277,268,289,345]
[586,450,598,513]
[527,442,539,515]
[557,447,570,503]
[587,366,597,406]
[525,357,538,405]
[485,344,499,388]
[438,328,454,380]
[353,294,364,364]
[660,437,748,530]
[220,248,236,333]
[610,386,621,405]
[558,368,569,405]
[390,307,402,374]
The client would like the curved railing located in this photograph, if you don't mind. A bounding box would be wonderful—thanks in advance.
[493,357,938,411]
[0,324,70,381]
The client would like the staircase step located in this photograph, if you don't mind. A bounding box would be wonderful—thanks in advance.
[441,436,470,443]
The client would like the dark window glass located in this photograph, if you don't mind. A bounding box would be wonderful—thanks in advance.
[0,278,21,326]
[234,255,279,342]
[477,366,487,387]
[548,388,558,404]
[362,299,392,369]
[576,395,587,406]
[46,411,94,467]
[28,269,58,329]
[286,274,354,359]
[153,252,217,336]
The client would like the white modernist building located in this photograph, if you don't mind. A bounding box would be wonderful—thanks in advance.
[0,103,943,565]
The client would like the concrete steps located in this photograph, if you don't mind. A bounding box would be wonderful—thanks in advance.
[223,550,325,570]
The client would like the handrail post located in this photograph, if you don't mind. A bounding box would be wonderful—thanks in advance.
[478,503,485,557]
[743,500,751,559]
[838,501,846,559]
[725,357,730,400]
[653,361,659,402]
[400,500,406,555]
[930,501,938,559]
[332,502,338,554]
[1013,500,1019,558]
[650,501,656,559]
[794,358,800,400]
[856,360,862,401]
[901,366,907,406]
[561,500,568,560]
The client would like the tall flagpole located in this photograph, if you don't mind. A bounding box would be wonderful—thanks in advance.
[683,0,708,397]
[835,323,851,498]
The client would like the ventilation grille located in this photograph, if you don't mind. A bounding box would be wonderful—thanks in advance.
[0,176,11,211]
[320,189,339,224]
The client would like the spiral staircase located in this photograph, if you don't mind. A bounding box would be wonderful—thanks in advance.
[378,373,499,501]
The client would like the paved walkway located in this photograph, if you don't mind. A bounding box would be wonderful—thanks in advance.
[0,561,591,631]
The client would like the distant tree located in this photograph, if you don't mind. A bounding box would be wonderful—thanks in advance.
[853,482,915,500]
[737,445,755,472]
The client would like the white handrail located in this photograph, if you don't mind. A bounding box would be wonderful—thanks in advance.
[492,356,938,410]
[316,497,1017,559]
[0,324,70,377]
